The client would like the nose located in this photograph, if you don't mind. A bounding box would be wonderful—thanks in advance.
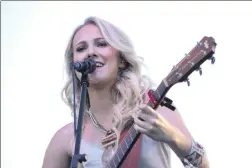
[86,46,97,59]
[87,53,97,59]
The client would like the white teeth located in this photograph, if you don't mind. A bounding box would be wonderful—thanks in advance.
[96,62,104,67]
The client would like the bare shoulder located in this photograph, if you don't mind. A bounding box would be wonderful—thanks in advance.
[53,122,75,154]
[42,122,75,168]
[56,122,75,137]
[50,122,75,145]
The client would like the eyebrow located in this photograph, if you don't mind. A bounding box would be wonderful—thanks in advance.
[75,37,105,46]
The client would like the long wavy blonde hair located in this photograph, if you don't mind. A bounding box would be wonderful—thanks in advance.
[61,16,154,147]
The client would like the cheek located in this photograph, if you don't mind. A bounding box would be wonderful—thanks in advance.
[104,50,120,67]
[108,57,119,73]
[73,54,84,62]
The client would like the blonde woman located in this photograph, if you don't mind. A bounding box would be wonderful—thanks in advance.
[42,16,209,168]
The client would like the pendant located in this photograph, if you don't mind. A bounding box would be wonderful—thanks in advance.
[101,130,117,149]
[101,130,117,167]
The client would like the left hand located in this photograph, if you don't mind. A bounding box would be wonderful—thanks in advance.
[133,104,178,143]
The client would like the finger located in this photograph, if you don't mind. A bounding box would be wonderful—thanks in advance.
[134,116,153,130]
[139,104,158,117]
[134,124,148,134]
[139,104,149,111]
[138,112,157,126]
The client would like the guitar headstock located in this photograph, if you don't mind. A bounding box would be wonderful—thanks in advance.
[164,36,217,87]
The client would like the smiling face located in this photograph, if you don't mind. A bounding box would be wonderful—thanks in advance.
[72,24,125,88]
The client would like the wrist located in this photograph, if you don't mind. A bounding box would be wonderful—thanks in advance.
[172,132,192,156]
[181,140,206,167]
[163,126,192,158]
[161,121,192,157]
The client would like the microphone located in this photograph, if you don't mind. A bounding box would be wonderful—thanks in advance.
[72,59,96,73]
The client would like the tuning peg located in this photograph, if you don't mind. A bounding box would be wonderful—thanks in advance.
[176,72,183,78]
[196,67,202,75]
[188,61,195,67]
[210,56,215,64]
[185,78,190,86]
[197,42,202,46]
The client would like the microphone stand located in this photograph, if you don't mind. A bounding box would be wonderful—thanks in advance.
[70,72,89,168]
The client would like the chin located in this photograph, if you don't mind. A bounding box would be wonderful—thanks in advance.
[88,76,106,86]
[88,75,116,89]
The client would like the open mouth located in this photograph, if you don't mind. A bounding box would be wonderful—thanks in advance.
[96,62,104,68]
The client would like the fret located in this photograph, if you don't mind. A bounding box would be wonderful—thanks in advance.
[108,160,113,168]
[159,81,167,95]
[125,137,129,148]
[121,140,128,152]
[118,145,124,158]
[156,89,161,99]
[116,153,120,163]
[155,85,161,99]
[150,81,168,105]
[153,91,159,101]
[106,151,120,168]
[132,127,138,136]
[128,129,133,141]
[125,131,132,147]
[112,158,116,168]
[112,153,120,167]
[162,78,169,88]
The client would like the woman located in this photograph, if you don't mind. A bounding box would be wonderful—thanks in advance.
[42,16,209,168]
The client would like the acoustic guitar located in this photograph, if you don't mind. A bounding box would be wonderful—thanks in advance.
[105,36,217,168]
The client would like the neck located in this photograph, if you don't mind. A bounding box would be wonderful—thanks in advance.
[87,86,115,125]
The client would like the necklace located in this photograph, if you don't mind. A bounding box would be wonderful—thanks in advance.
[87,110,110,134]
[87,110,117,149]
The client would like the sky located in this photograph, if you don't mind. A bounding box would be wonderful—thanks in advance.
[2,1,252,168]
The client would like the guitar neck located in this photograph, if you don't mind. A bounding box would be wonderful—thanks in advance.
[106,81,169,168]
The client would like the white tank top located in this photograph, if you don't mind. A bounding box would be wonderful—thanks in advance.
[79,135,171,168]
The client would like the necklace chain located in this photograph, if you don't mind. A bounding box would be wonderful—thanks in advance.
[87,110,111,134]
[87,110,117,149]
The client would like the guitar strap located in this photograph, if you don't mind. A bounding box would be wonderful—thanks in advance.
[119,122,143,168]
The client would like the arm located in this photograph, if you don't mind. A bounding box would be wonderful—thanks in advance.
[42,123,73,168]
[157,105,210,168]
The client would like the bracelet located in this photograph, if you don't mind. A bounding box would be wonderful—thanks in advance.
[181,140,205,167]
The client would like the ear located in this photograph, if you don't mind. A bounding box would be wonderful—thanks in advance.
[118,53,128,69]
[119,59,127,69]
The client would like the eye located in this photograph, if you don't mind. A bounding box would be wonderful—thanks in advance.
[96,41,108,47]
[76,45,87,52]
